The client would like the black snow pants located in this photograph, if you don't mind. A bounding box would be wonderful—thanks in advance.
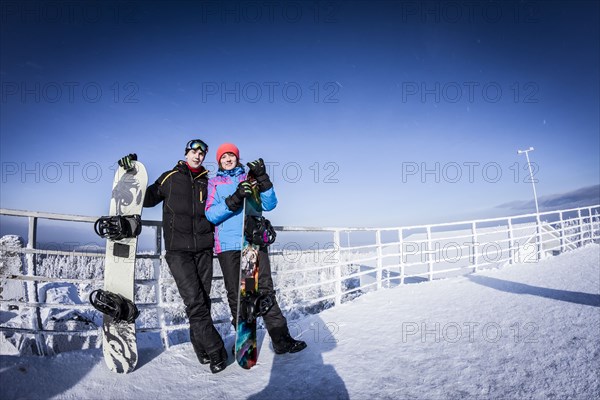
[165,250,224,358]
[217,248,288,337]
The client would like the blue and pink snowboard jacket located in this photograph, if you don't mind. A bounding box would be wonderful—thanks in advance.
[205,166,277,253]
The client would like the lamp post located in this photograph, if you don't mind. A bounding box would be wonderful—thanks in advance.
[517,147,540,215]
[517,147,542,260]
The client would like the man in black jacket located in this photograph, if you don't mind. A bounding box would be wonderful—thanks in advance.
[123,139,227,373]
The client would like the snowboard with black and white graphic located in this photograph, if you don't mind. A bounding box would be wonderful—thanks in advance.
[93,157,147,374]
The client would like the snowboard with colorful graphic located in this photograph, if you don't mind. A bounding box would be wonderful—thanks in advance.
[235,180,278,369]
[235,237,261,369]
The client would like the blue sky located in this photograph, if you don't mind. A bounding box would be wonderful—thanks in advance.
[1,1,599,228]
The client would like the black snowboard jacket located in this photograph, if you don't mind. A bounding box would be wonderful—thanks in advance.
[144,161,214,252]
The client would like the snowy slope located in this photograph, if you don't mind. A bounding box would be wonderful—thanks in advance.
[1,245,599,400]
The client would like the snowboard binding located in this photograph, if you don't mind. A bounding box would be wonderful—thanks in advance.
[244,216,277,246]
[94,215,142,241]
[90,289,139,323]
[239,292,275,323]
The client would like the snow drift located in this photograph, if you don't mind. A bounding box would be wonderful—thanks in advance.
[1,244,598,399]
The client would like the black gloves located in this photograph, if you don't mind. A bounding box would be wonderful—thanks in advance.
[247,158,273,192]
[225,181,253,212]
[226,158,274,212]
[247,158,266,177]
[118,153,137,172]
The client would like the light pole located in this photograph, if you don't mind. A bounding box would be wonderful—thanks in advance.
[518,146,542,260]
[517,147,540,215]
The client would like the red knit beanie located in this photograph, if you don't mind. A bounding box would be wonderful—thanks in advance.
[216,143,240,163]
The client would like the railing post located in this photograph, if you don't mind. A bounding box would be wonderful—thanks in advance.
[596,207,600,240]
[376,230,383,289]
[588,207,592,244]
[426,226,433,281]
[593,207,599,241]
[582,207,590,245]
[26,216,47,356]
[398,229,404,285]
[332,230,342,307]
[588,207,594,243]
[507,218,514,265]
[559,211,565,253]
[153,225,168,350]
[535,212,543,261]
[589,207,593,243]
[577,208,584,247]
[471,222,478,272]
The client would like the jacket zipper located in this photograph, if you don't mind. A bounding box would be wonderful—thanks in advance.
[190,172,197,252]
[190,170,208,252]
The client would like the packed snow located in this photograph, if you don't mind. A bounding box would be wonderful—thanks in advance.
[1,245,599,400]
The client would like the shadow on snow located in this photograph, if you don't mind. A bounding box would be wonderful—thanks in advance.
[248,314,349,400]
[467,275,600,307]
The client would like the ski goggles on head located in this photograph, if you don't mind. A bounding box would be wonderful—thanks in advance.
[185,139,208,154]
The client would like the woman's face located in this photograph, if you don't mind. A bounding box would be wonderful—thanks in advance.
[220,152,238,171]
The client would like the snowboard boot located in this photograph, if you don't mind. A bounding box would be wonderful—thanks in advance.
[270,327,307,355]
[190,331,211,365]
[192,344,210,365]
[208,347,228,374]
[197,351,210,365]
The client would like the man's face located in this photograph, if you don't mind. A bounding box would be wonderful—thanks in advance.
[186,149,205,169]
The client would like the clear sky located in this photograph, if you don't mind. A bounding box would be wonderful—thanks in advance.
[1,1,599,227]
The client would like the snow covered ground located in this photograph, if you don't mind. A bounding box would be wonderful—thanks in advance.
[1,245,599,400]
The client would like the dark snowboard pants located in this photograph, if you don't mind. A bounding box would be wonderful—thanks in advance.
[165,250,224,357]
[217,249,288,336]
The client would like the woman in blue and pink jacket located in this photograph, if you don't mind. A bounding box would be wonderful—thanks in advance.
[206,143,306,355]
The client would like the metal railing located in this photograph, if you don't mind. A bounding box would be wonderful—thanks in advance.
[1,205,598,356]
